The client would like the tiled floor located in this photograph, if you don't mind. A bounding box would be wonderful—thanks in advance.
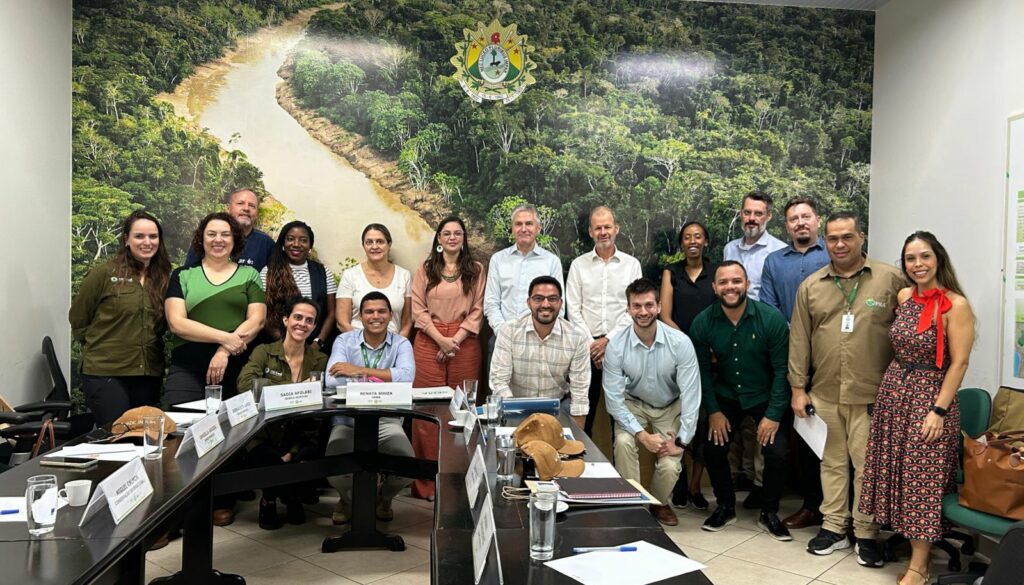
[145,490,971,585]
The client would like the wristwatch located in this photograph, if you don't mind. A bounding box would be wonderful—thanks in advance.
[931,405,948,417]
[312,337,322,348]
[674,435,686,449]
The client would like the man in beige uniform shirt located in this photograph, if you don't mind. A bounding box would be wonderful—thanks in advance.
[788,212,904,567]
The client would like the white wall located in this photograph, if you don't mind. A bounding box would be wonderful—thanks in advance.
[0,1,71,405]
[871,0,1024,391]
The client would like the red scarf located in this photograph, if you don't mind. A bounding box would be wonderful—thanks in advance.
[911,288,952,368]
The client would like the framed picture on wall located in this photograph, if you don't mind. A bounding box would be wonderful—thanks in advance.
[1001,113,1024,388]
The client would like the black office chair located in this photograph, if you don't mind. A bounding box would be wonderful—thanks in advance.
[0,337,75,464]
[936,520,1024,585]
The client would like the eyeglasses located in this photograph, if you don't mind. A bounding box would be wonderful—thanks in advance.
[530,295,562,304]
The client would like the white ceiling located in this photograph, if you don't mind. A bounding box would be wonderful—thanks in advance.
[691,0,890,11]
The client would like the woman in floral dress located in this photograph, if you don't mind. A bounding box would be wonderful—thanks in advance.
[860,231,974,585]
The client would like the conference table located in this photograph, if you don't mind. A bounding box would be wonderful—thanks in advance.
[0,398,712,585]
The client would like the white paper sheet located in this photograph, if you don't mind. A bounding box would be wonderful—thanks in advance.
[172,398,218,412]
[166,411,206,427]
[495,426,574,441]
[0,496,68,522]
[46,444,155,462]
[580,462,621,479]
[545,540,705,585]
[794,413,828,460]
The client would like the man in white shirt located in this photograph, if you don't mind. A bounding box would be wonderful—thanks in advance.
[483,204,565,334]
[722,190,786,503]
[565,206,642,436]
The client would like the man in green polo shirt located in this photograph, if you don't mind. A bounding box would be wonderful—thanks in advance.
[689,260,792,541]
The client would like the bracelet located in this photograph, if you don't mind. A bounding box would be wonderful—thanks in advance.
[931,405,948,417]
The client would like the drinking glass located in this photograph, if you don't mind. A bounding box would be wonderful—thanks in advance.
[142,414,165,460]
[529,491,556,560]
[252,378,269,403]
[486,394,503,421]
[495,434,516,481]
[463,379,478,407]
[205,384,222,415]
[25,474,58,536]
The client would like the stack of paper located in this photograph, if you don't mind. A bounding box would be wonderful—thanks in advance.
[44,443,155,462]
[546,540,705,585]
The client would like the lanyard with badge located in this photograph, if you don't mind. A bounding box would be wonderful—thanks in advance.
[834,273,861,333]
[360,343,384,370]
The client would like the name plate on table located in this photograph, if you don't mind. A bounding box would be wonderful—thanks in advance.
[465,444,488,508]
[471,492,501,584]
[220,390,258,427]
[449,387,467,418]
[259,381,322,411]
[175,413,225,458]
[346,382,413,407]
[462,406,479,444]
[79,457,153,526]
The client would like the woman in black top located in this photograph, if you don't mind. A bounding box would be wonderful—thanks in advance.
[660,220,715,510]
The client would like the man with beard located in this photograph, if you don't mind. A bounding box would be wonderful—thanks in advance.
[185,188,275,271]
[566,206,642,436]
[490,275,590,427]
[688,261,792,541]
[760,197,831,531]
[603,278,701,526]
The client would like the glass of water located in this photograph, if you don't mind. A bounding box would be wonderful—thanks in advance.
[205,384,222,415]
[495,434,516,481]
[529,491,557,560]
[462,379,478,408]
[142,414,166,460]
[25,474,58,536]
[486,393,503,422]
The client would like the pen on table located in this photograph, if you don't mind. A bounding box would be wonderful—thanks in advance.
[572,546,637,553]
[0,509,20,515]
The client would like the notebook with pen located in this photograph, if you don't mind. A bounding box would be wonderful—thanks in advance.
[555,477,643,500]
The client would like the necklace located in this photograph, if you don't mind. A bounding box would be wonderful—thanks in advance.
[440,270,461,283]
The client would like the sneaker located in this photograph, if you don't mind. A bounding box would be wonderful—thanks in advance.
[671,490,690,510]
[758,512,793,542]
[855,538,885,568]
[376,496,394,522]
[332,500,352,525]
[701,506,737,532]
[690,492,709,511]
[807,528,851,555]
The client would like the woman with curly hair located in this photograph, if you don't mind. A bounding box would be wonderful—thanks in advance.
[259,221,336,351]
[69,210,172,426]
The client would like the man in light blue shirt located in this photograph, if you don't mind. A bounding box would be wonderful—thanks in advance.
[483,204,565,333]
[723,191,787,301]
[603,278,701,526]
[324,292,415,526]
[760,197,830,322]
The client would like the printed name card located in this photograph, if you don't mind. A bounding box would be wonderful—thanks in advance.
[462,405,479,444]
[450,386,467,418]
[259,381,322,411]
[174,413,225,459]
[220,390,258,426]
[465,444,487,508]
[79,457,153,526]
[471,492,498,584]
[346,382,413,407]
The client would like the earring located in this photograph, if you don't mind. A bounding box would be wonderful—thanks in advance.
[436,243,443,253]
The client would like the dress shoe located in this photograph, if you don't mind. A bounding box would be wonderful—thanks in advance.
[149,532,170,551]
[782,508,823,529]
[212,508,235,527]
[651,504,678,526]
[258,499,283,530]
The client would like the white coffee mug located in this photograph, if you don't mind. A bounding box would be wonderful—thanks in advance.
[59,479,92,507]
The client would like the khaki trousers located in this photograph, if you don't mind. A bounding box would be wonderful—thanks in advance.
[612,397,682,505]
[815,395,878,538]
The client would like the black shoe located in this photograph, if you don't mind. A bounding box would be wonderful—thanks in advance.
[671,490,689,510]
[742,487,763,510]
[855,538,884,567]
[758,512,793,542]
[258,499,283,530]
[284,497,306,525]
[732,473,755,492]
[690,491,709,511]
[807,528,851,555]
[701,506,737,532]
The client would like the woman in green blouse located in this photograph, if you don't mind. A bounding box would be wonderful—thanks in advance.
[69,210,171,427]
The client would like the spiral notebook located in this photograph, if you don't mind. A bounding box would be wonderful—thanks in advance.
[555,477,643,500]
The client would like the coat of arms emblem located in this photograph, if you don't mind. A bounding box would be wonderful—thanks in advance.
[450,20,536,104]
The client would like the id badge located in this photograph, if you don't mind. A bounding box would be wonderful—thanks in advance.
[841,312,855,333]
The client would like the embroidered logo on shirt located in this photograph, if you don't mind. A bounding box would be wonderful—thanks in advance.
[865,298,887,310]
[264,368,283,378]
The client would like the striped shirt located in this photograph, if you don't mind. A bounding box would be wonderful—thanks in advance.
[259,262,337,298]
[488,314,591,416]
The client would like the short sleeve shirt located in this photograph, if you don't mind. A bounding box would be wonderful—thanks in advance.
[335,264,411,333]
[167,265,266,371]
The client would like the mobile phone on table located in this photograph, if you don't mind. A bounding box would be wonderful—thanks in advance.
[40,456,99,470]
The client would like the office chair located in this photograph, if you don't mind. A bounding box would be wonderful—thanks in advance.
[936,520,1024,585]
[0,337,75,464]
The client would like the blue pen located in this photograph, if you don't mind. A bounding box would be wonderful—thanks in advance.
[572,545,638,553]
[0,509,19,515]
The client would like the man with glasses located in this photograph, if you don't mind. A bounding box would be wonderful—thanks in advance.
[604,278,701,526]
[489,275,590,427]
